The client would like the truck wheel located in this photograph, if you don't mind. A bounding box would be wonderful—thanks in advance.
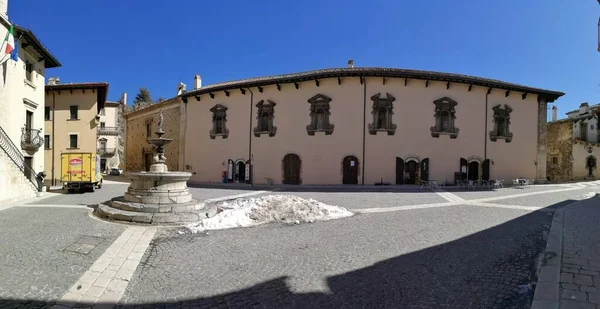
[91,184,96,192]
[97,180,103,189]
[67,189,74,194]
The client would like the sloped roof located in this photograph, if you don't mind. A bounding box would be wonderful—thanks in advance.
[13,25,61,68]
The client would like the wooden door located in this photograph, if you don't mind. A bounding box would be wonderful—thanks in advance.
[406,161,418,184]
[282,154,301,185]
[482,159,490,181]
[342,156,359,184]
[420,158,429,182]
[395,157,404,185]
[468,161,479,181]
[235,161,246,183]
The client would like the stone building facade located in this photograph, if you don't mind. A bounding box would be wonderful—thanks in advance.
[124,97,184,172]
[97,98,126,172]
[547,103,600,182]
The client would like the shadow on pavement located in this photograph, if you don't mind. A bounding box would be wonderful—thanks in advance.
[0,199,580,308]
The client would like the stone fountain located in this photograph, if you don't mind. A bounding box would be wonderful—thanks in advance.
[95,110,217,224]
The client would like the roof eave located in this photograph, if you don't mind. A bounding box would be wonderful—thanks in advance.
[13,25,61,68]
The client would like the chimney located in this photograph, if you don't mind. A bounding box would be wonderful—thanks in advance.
[580,102,589,115]
[347,59,354,68]
[120,92,127,105]
[177,82,186,96]
[194,74,202,89]
[55,77,60,84]
[47,77,55,85]
[0,0,8,18]
[552,105,557,121]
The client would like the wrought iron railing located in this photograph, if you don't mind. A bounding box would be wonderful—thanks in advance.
[97,147,116,156]
[0,125,42,191]
[21,127,44,152]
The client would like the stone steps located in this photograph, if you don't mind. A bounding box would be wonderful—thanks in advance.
[0,151,38,203]
[95,202,219,225]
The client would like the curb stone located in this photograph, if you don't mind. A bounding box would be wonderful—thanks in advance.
[530,197,599,309]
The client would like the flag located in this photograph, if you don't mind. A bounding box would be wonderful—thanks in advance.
[10,37,18,62]
[4,25,14,54]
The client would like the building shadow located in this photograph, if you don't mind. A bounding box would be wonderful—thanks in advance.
[0,199,577,308]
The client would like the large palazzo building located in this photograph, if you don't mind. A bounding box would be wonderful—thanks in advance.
[137,66,564,186]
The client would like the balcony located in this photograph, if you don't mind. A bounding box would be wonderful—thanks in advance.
[97,126,120,135]
[97,147,116,157]
[21,128,44,152]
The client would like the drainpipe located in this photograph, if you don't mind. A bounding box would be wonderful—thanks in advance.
[247,88,254,187]
[51,91,56,186]
[484,88,491,160]
[361,77,366,185]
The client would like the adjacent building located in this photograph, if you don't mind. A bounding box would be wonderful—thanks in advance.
[98,97,126,173]
[124,96,184,172]
[0,2,61,203]
[178,66,564,185]
[44,80,108,186]
[547,103,600,182]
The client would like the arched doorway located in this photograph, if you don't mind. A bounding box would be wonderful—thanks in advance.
[234,160,246,183]
[405,159,419,184]
[282,154,301,184]
[342,156,359,184]
[587,156,597,177]
[468,161,480,181]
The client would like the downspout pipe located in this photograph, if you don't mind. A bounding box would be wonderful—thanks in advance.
[51,91,56,186]
[361,77,366,185]
[247,88,254,187]
[484,88,491,160]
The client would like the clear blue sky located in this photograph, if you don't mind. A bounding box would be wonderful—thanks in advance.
[9,0,599,118]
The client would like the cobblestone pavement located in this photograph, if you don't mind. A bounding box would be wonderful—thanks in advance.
[0,181,598,308]
[558,197,600,309]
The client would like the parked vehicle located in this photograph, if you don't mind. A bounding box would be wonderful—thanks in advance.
[61,153,103,193]
[109,168,123,175]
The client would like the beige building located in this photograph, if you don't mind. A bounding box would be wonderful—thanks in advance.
[98,98,125,172]
[178,66,564,185]
[547,103,600,182]
[0,4,61,203]
[124,97,184,172]
[44,81,108,186]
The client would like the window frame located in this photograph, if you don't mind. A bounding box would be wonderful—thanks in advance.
[253,100,277,137]
[44,135,50,150]
[69,105,79,120]
[368,93,397,135]
[430,97,459,139]
[209,104,230,139]
[489,104,514,143]
[44,106,51,121]
[68,134,79,149]
[306,94,334,136]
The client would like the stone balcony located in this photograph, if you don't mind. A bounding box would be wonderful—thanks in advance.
[97,147,116,157]
[97,126,120,136]
[21,128,44,153]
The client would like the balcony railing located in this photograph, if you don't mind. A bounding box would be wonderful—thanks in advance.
[21,128,44,152]
[97,147,116,157]
[97,126,120,135]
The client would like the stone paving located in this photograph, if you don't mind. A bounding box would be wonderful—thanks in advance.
[0,181,598,308]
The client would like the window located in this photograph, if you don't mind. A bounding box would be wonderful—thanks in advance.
[99,109,105,116]
[25,61,33,82]
[430,97,459,138]
[44,107,51,120]
[209,104,229,139]
[581,122,588,141]
[592,125,595,130]
[146,123,151,137]
[69,105,79,120]
[368,93,397,135]
[100,122,106,128]
[306,94,334,135]
[489,104,514,142]
[98,139,107,150]
[44,135,50,150]
[551,156,558,165]
[253,100,277,137]
[69,134,78,148]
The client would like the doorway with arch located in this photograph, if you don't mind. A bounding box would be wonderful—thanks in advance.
[342,155,359,184]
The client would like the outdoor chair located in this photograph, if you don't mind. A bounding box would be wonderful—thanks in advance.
[420,180,428,190]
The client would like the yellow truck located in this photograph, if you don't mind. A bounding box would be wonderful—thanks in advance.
[61,152,103,193]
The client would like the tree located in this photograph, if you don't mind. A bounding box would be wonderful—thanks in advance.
[133,88,153,110]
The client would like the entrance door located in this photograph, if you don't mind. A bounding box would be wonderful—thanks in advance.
[587,156,596,176]
[406,161,418,184]
[282,154,301,184]
[468,161,480,181]
[342,156,359,184]
[100,158,107,172]
[144,153,152,171]
[460,158,468,181]
[235,161,246,183]
[482,159,491,181]
[420,158,429,182]
[395,157,404,185]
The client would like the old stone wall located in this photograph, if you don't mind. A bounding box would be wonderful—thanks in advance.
[125,100,181,172]
[546,121,573,182]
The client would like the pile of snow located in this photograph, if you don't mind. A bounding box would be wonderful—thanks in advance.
[186,195,354,234]
[579,192,600,200]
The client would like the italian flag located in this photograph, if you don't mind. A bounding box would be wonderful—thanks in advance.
[4,25,14,55]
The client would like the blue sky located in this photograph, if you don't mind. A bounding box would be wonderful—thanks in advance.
[9,0,599,118]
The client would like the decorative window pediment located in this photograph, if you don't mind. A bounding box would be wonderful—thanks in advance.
[254,100,277,137]
[368,93,397,135]
[430,97,459,139]
[306,94,334,135]
[209,104,229,139]
[489,104,513,143]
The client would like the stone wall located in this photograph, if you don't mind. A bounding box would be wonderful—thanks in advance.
[125,100,181,172]
[547,121,573,182]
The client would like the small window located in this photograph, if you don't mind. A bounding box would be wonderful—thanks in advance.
[146,123,151,137]
[69,134,78,148]
[591,125,595,130]
[551,157,558,165]
[69,106,79,120]
[44,135,50,150]
[99,109,105,116]
[100,122,106,128]
[44,107,51,120]
[25,61,33,82]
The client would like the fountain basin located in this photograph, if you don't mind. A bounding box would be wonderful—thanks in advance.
[124,170,193,204]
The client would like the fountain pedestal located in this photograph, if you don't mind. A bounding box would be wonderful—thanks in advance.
[94,111,218,225]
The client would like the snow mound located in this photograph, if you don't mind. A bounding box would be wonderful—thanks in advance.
[186,195,354,233]
[580,192,600,200]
